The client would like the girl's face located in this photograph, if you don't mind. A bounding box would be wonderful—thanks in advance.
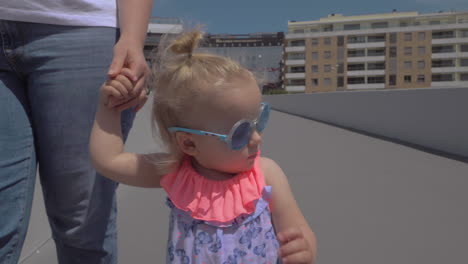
[186,76,264,174]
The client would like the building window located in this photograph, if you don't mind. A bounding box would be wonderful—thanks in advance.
[368,34,385,42]
[289,53,305,60]
[461,30,468,38]
[460,73,468,81]
[389,75,396,86]
[418,61,426,69]
[404,47,412,56]
[338,36,344,46]
[371,22,388,29]
[432,31,454,39]
[430,20,441,25]
[347,77,365,84]
[461,59,468,67]
[312,78,319,86]
[432,45,454,53]
[311,38,319,46]
[291,66,305,73]
[404,75,412,83]
[418,32,426,41]
[368,48,385,56]
[404,32,412,41]
[291,40,305,46]
[417,75,425,82]
[289,79,306,85]
[347,63,365,71]
[400,22,409,27]
[324,78,332,86]
[324,64,331,72]
[337,77,344,87]
[368,62,385,70]
[404,61,412,69]
[344,24,360,30]
[432,74,453,82]
[324,37,332,45]
[348,49,365,57]
[418,46,426,55]
[389,47,397,57]
[347,35,365,43]
[312,52,319,60]
[312,65,319,72]
[324,51,332,59]
[432,59,454,68]
[367,76,385,83]
[337,63,344,73]
[390,33,397,43]
[323,24,333,32]
[461,44,468,52]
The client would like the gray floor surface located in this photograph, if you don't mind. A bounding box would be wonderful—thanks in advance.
[18,99,468,264]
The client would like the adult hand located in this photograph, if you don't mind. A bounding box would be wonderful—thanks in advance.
[107,38,150,112]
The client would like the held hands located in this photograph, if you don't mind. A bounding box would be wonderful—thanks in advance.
[105,38,150,112]
[278,227,314,264]
[100,68,149,112]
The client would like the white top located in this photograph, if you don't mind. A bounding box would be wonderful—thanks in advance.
[0,0,117,27]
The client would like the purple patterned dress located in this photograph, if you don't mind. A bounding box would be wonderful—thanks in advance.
[165,186,281,264]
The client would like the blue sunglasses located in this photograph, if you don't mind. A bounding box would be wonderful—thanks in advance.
[168,102,270,150]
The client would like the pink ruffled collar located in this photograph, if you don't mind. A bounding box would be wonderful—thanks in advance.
[160,154,265,223]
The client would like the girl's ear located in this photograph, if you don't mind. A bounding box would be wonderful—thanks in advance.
[174,132,198,156]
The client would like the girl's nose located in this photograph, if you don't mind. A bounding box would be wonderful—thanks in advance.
[248,130,262,147]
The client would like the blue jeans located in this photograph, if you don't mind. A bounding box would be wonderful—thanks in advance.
[0,20,135,264]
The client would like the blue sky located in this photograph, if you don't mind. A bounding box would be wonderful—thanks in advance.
[151,0,468,34]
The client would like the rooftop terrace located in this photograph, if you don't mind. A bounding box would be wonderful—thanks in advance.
[20,88,468,264]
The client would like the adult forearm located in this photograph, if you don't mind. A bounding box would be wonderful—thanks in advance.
[117,0,153,47]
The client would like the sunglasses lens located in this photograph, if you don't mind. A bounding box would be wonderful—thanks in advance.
[256,105,270,132]
[231,121,251,150]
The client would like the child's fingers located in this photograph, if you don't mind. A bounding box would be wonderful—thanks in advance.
[102,86,122,106]
[115,96,138,112]
[281,250,313,264]
[107,79,129,97]
[279,237,308,258]
[103,85,122,98]
[107,96,126,108]
[277,227,304,244]
[114,74,134,95]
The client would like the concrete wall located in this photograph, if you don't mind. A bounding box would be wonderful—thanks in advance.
[263,87,468,159]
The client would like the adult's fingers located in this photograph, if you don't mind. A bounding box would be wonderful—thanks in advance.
[134,89,149,113]
[108,46,126,77]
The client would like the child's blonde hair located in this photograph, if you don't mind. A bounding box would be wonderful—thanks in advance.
[148,28,254,173]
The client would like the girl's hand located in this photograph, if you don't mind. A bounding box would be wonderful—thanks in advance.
[107,68,149,112]
[278,227,314,264]
[100,72,133,108]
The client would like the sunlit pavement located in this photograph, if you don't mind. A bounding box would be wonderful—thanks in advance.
[19,98,468,264]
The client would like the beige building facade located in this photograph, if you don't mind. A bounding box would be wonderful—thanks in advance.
[283,11,468,93]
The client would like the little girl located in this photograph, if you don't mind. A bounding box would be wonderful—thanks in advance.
[90,29,317,264]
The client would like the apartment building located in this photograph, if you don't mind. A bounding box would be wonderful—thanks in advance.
[283,11,468,93]
[199,32,284,91]
[144,17,183,62]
